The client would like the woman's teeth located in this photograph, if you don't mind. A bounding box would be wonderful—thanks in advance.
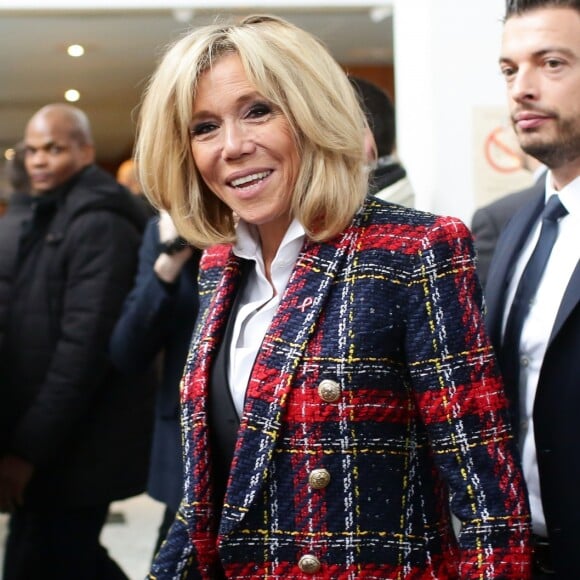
[230,171,271,188]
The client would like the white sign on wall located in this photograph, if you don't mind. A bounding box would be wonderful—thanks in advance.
[473,106,535,208]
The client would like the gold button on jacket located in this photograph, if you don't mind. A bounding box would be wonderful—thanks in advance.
[308,468,331,489]
[298,554,321,574]
[317,379,340,402]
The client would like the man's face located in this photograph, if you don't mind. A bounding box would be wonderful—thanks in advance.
[499,7,580,176]
[24,114,93,194]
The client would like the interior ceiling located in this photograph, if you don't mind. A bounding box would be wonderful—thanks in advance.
[0,7,393,164]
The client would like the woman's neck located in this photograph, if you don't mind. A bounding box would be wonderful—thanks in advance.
[257,215,292,283]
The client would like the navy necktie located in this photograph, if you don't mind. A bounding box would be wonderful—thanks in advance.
[501,194,568,389]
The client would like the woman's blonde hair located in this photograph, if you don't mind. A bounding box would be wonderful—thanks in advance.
[135,14,368,248]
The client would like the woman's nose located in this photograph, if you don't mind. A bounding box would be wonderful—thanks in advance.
[221,122,254,159]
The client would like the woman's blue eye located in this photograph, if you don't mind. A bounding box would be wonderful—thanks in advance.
[190,123,215,137]
[247,103,271,118]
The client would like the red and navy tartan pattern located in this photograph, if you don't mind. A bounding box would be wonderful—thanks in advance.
[150,198,531,579]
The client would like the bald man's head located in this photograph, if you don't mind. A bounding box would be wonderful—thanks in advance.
[24,103,96,194]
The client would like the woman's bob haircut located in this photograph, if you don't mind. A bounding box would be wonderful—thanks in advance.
[135,14,369,248]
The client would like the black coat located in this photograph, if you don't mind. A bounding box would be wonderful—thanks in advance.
[0,165,155,507]
[109,217,200,511]
[485,187,580,577]
[0,191,33,356]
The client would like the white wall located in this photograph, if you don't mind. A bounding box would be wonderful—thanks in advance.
[393,0,510,224]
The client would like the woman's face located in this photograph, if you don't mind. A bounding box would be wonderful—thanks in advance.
[189,53,300,242]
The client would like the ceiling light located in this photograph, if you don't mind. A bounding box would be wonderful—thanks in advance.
[65,89,81,102]
[369,6,393,23]
[67,44,85,58]
[4,148,15,161]
[172,9,195,23]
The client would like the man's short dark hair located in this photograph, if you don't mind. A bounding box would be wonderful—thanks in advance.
[505,0,580,18]
[349,77,396,158]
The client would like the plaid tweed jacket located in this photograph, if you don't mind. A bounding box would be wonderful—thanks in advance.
[150,198,531,579]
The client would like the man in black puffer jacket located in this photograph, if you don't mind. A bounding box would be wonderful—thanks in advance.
[0,103,155,579]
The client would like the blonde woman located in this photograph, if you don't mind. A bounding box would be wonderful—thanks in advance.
[136,15,530,579]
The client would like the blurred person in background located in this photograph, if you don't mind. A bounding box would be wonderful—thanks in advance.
[0,141,31,215]
[117,157,156,218]
[4,142,31,196]
[109,208,200,559]
[350,76,415,207]
[0,103,155,579]
[0,142,30,218]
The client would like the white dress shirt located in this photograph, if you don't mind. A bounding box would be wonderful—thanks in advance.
[227,218,305,417]
[502,172,580,537]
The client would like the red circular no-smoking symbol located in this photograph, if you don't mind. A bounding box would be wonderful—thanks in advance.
[484,126,522,174]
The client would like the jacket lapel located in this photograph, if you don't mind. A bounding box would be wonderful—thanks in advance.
[219,218,362,535]
[485,186,544,344]
[180,247,245,570]
[549,260,580,343]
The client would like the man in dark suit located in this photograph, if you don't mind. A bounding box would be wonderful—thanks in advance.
[486,1,580,578]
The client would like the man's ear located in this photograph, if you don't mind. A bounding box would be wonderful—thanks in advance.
[81,144,96,165]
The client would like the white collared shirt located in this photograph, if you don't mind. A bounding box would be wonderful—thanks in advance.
[502,172,580,536]
[228,218,305,417]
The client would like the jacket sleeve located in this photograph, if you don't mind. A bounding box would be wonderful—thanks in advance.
[9,210,142,465]
[405,216,531,578]
[109,217,180,375]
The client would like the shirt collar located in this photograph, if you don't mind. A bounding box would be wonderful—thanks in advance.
[233,217,306,262]
[545,171,580,217]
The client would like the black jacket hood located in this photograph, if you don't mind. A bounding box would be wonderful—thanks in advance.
[368,159,407,197]
[47,164,148,234]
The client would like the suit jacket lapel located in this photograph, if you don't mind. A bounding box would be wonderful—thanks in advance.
[485,185,544,344]
[219,219,362,535]
[549,260,580,343]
